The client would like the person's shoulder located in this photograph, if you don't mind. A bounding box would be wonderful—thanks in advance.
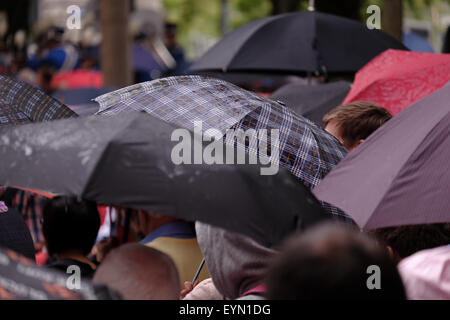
[47,259,95,279]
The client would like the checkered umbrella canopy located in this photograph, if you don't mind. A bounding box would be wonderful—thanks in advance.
[95,76,349,219]
[0,75,77,126]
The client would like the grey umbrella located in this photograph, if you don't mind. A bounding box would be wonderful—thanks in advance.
[0,112,330,247]
[270,81,351,126]
[313,82,450,230]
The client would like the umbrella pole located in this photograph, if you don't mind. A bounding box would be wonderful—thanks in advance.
[308,0,315,11]
[192,258,206,284]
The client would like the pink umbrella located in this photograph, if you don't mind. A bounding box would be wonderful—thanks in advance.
[51,69,104,90]
[343,49,450,115]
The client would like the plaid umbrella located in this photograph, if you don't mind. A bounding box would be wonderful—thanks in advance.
[95,76,349,219]
[0,75,77,126]
[0,76,77,245]
[0,207,35,261]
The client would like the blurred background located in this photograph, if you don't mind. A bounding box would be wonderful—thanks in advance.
[1,0,450,98]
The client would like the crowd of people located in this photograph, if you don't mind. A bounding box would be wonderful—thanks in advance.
[0,22,188,95]
[0,97,448,300]
[0,9,449,301]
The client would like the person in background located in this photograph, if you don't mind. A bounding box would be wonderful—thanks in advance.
[323,101,392,151]
[266,222,406,300]
[195,222,276,300]
[27,26,80,93]
[164,22,188,76]
[28,26,79,74]
[93,243,180,300]
[42,196,100,279]
[398,245,450,300]
[131,210,210,289]
[132,31,167,83]
[370,223,450,264]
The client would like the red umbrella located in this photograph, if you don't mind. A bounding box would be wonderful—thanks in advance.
[51,70,104,90]
[343,49,450,115]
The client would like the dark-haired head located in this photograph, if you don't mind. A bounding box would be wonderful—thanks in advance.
[266,222,406,300]
[42,196,100,256]
[370,223,450,263]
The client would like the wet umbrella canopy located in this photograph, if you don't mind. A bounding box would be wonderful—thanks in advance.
[0,112,330,247]
[313,82,450,229]
[190,11,407,75]
[94,76,349,220]
[343,49,450,115]
[270,81,351,125]
[0,247,119,300]
[0,75,77,126]
[0,208,35,261]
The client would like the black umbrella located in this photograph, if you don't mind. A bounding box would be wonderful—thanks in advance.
[0,112,330,247]
[0,247,119,300]
[190,11,407,75]
[270,81,351,125]
[0,75,77,126]
[0,207,35,261]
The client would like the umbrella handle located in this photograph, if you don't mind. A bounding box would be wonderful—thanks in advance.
[192,258,206,284]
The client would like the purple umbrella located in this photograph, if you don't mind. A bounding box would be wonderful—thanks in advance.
[312,82,450,230]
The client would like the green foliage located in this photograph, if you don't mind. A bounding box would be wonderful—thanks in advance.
[231,0,272,29]
[163,0,222,59]
[163,0,273,59]
[163,0,221,38]
[162,0,450,58]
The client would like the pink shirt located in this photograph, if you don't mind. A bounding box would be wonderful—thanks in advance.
[398,246,450,300]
